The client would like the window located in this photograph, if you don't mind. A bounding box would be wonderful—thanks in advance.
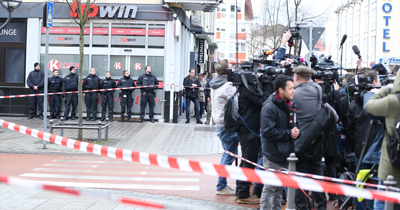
[220,23,226,31]
[217,6,220,11]
[221,3,226,12]
[40,54,89,77]
[219,42,226,51]
[147,56,164,79]
[221,32,226,39]
[216,22,220,31]
[110,55,126,77]
[111,23,146,48]
[230,33,235,39]
[230,14,235,19]
[229,53,234,59]
[130,56,146,78]
[231,5,235,12]
[41,22,89,47]
[4,49,25,83]
[230,43,235,51]
[221,13,226,18]
[230,23,235,32]
[237,6,241,13]
[148,24,165,49]
[240,43,246,52]
[240,23,246,32]
[92,23,109,47]
[220,52,225,58]
[92,55,108,78]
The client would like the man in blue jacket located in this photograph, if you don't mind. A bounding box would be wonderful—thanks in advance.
[183,68,202,124]
[27,62,45,120]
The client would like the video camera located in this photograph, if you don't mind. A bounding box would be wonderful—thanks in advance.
[287,26,301,44]
[348,74,379,105]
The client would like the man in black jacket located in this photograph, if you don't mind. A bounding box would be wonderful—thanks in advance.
[83,68,100,121]
[183,68,202,124]
[260,75,298,210]
[48,69,63,119]
[100,71,117,122]
[118,70,136,122]
[236,61,272,204]
[27,62,45,119]
[63,66,79,120]
[137,65,159,123]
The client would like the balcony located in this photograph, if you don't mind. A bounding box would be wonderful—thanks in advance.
[163,0,222,12]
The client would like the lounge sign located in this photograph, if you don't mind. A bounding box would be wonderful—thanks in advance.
[69,1,137,19]
[0,22,27,43]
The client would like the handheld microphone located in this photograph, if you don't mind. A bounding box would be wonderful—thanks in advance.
[339,34,347,49]
[352,45,362,60]
[289,108,296,129]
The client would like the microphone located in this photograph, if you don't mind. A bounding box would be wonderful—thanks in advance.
[339,34,347,49]
[352,45,362,60]
[289,107,296,129]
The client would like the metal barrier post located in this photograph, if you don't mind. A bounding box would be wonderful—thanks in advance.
[49,120,53,134]
[286,153,298,210]
[98,121,102,144]
[60,117,64,136]
[105,118,109,140]
[384,175,397,210]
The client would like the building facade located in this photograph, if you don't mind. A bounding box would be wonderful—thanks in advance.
[0,0,220,122]
[325,0,400,72]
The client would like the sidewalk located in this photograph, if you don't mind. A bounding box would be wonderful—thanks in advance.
[0,116,223,156]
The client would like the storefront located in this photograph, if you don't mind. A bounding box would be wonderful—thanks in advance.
[0,2,197,121]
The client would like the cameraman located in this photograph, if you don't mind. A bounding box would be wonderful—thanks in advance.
[235,61,272,204]
[292,66,327,210]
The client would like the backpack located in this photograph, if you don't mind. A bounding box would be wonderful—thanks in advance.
[387,93,400,167]
[337,171,355,209]
[224,87,241,132]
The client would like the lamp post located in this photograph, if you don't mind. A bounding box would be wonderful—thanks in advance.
[0,0,22,30]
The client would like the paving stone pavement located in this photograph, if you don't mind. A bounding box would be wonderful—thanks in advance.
[0,116,223,156]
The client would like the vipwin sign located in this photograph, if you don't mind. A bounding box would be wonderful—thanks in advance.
[69,1,138,19]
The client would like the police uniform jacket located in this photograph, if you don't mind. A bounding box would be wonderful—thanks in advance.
[83,74,100,90]
[137,73,159,93]
[63,73,79,92]
[100,77,117,95]
[48,76,63,93]
[117,76,136,94]
[27,70,45,90]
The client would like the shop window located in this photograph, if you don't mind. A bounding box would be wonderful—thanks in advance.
[111,23,146,48]
[4,49,25,83]
[110,55,126,78]
[148,24,165,49]
[40,54,89,77]
[147,56,164,79]
[129,56,146,78]
[92,23,109,47]
[41,23,89,47]
[92,55,108,78]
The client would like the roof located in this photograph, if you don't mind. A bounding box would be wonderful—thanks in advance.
[253,24,287,38]
[314,39,325,51]
[244,0,254,20]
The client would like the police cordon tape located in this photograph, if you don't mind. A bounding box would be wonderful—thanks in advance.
[0,85,159,99]
[0,175,164,209]
[224,150,400,192]
[1,119,400,204]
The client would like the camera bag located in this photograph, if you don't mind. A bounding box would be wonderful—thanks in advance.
[387,93,400,167]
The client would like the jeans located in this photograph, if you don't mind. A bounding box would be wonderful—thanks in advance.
[216,126,239,191]
[185,97,200,121]
[260,156,287,210]
[374,180,385,210]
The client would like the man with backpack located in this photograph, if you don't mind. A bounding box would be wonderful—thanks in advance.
[210,59,239,196]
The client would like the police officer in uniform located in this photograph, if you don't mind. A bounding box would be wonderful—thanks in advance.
[27,62,45,120]
[48,69,63,119]
[63,66,79,120]
[83,68,100,121]
[100,71,117,122]
[117,70,136,122]
[137,65,159,123]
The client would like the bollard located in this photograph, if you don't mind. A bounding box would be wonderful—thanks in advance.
[49,120,53,134]
[98,121,102,144]
[105,118,109,140]
[60,117,64,136]
[384,175,397,210]
[286,153,298,210]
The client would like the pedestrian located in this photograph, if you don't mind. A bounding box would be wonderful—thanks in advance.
[100,71,117,122]
[199,74,206,116]
[183,68,202,124]
[118,70,136,122]
[260,75,298,210]
[83,68,100,121]
[27,62,45,120]
[205,73,217,125]
[48,69,63,119]
[210,59,239,196]
[137,65,159,123]
[63,66,79,120]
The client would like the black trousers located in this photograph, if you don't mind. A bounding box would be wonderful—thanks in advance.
[101,94,114,118]
[49,94,61,117]
[64,93,78,118]
[236,129,261,199]
[121,93,133,117]
[85,92,98,118]
[29,89,44,115]
[140,92,155,119]
[295,143,327,210]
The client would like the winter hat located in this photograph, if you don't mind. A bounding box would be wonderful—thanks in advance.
[34,62,40,67]
[69,66,75,71]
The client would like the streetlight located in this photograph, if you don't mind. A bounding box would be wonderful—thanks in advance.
[0,0,22,30]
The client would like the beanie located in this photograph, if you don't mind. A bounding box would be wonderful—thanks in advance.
[34,62,40,67]
[69,66,75,71]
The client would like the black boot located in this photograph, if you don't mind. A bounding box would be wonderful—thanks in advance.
[138,118,144,123]
[39,115,44,120]
[150,118,155,123]
[109,115,113,122]
[101,116,105,121]
[128,115,132,122]
[119,115,124,122]
[28,114,33,119]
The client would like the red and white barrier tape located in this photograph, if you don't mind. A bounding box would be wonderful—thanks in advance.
[0,175,164,209]
[224,150,400,192]
[1,119,399,204]
[0,85,159,99]
[164,84,211,90]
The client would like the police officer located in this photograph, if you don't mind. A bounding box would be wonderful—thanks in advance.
[63,66,79,120]
[48,69,63,119]
[83,68,100,121]
[27,62,45,120]
[117,70,136,122]
[137,65,159,123]
[100,71,117,122]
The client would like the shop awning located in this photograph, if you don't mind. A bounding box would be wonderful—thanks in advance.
[164,0,222,12]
